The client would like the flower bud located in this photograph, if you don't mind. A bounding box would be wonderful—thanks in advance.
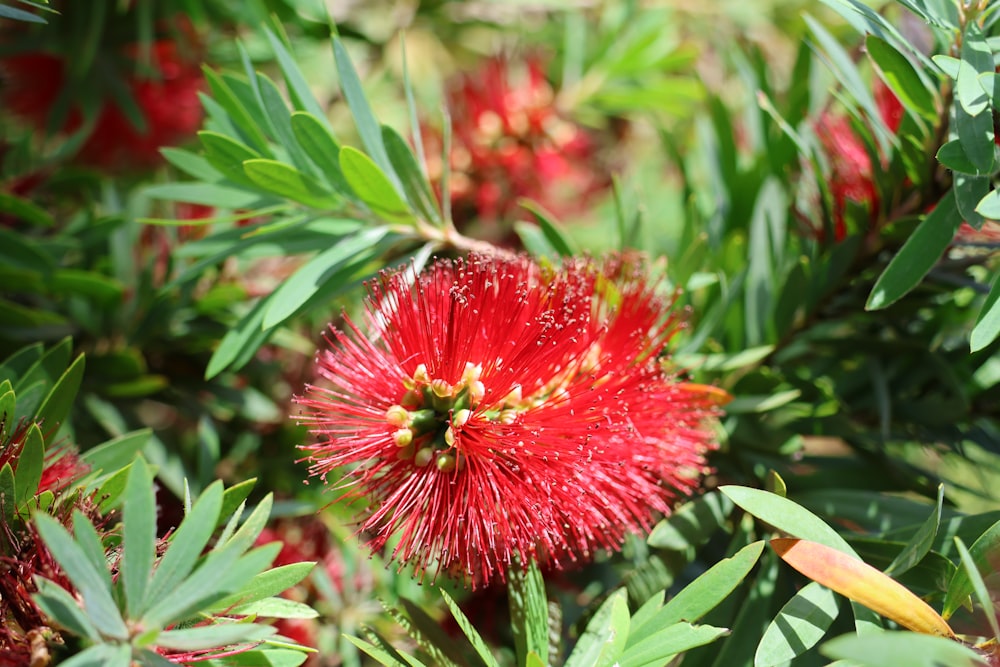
[414,447,434,467]
[386,405,410,428]
[392,428,413,447]
[436,453,456,472]
[452,409,471,428]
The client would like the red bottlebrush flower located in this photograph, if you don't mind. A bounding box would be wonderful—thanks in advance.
[295,254,720,587]
[0,418,98,664]
[2,37,204,171]
[424,56,610,241]
[809,81,904,241]
[814,111,878,241]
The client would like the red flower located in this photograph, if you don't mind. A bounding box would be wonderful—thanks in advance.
[2,38,203,171]
[295,254,720,586]
[424,56,610,241]
[810,80,903,241]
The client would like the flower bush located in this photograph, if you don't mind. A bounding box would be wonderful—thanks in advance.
[0,1,999,666]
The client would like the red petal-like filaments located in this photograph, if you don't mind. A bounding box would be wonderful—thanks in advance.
[296,254,719,586]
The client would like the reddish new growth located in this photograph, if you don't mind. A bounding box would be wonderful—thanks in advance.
[296,254,721,586]
[2,38,203,170]
[424,56,609,241]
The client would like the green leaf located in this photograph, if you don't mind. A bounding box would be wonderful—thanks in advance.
[820,632,986,667]
[156,623,275,651]
[338,146,413,221]
[936,140,980,174]
[261,226,390,329]
[971,271,1000,352]
[721,486,856,555]
[344,635,416,667]
[754,581,840,667]
[243,159,341,209]
[943,516,1000,619]
[382,125,441,224]
[644,541,764,632]
[123,458,156,617]
[201,68,272,155]
[332,37,401,193]
[0,192,54,227]
[194,649,310,667]
[955,173,990,229]
[160,146,223,182]
[144,182,266,209]
[289,112,352,196]
[206,561,315,614]
[14,423,44,511]
[975,189,1000,219]
[440,589,501,667]
[865,35,937,122]
[228,596,318,619]
[263,27,328,120]
[509,558,549,667]
[50,269,124,305]
[33,576,102,642]
[0,463,16,527]
[0,5,46,23]
[142,480,224,614]
[34,513,128,640]
[81,428,149,475]
[954,537,1000,641]
[886,485,942,577]
[199,130,262,188]
[254,72,320,178]
[866,189,964,310]
[519,200,576,257]
[57,643,131,667]
[389,598,467,667]
[205,299,274,379]
[35,353,84,435]
[648,491,734,550]
[619,623,729,667]
[564,589,629,667]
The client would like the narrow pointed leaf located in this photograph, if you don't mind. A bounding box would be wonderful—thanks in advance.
[339,146,414,221]
[33,576,102,642]
[382,125,441,224]
[754,581,840,667]
[886,485,942,576]
[634,541,764,640]
[509,558,549,666]
[771,538,954,638]
[821,632,986,667]
[34,513,128,640]
[122,458,156,616]
[142,480,224,611]
[866,189,963,310]
[954,537,1000,641]
[440,589,501,667]
[243,159,341,209]
[14,423,44,510]
[970,271,1000,352]
[720,486,855,555]
[943,516,1000,618]
[35,353,84,434]
[564,589,629,667]
[620,622,729,667]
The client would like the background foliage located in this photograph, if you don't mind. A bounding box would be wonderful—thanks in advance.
[1,0,1000,665]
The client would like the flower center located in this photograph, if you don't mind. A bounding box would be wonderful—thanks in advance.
[384,362,527,472]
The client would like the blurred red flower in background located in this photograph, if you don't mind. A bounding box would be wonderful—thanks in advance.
[295,254,721,587]
[2,36,203,171]
[424,56,611,242]
[810,81,903,241]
